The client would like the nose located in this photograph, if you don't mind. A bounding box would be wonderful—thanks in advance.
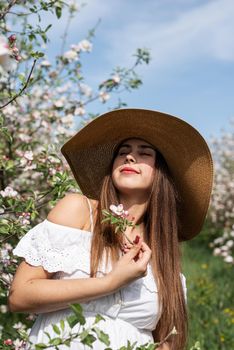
[124,153,136,164]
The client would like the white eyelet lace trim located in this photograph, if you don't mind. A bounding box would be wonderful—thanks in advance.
[13,219,186,295]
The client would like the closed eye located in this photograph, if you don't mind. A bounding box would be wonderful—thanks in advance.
[140,152,153,156]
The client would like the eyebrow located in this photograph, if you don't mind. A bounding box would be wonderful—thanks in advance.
[119,143,155,151]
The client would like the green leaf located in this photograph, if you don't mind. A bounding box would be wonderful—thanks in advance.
[93,327,110,346]
[45,24,52,32]
[52,324,61,335]
[70,303,83,315]
[60,319,65,331]
[49,337,62,346]
[81,334,96,347]
[44,331,51,340]
[18,73,26,83]
[0,128,13,143]
[64,339,71,346]
[55,6,62,18]
[101,217,110,223]
[31,51,44,59]
[102,209,110,215]
[35,343,47,350]
[66,314,80,328]
[29,33,36,41]
[79,329,89,341]
[94,314,105,324]
[40,32,47,43]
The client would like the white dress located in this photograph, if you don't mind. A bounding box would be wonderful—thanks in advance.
[13,199,187,349]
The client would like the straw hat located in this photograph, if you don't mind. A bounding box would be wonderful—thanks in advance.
[61,108,213,240]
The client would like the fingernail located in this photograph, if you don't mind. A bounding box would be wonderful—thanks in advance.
[133,235,140,244]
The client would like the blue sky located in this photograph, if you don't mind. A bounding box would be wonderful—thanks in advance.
[44,0,234,141]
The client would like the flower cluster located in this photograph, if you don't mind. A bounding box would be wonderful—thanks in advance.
[17,212,31,226]
[102,204,136,245]
[0,34,22,72]
[0,243,13,268]
[62,39,92,63]
[0,186,19,198]
[208,124,234,264]
[109,204,129,218]
[0,0,150,346]
[209,226,234,264]
[8,34,21,62]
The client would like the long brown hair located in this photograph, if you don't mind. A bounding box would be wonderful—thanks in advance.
[90,148,188,350]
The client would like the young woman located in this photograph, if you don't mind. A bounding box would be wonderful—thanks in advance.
[8,109,213,350]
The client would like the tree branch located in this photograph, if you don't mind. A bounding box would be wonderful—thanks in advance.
[0,59,37,109]
[0,0,18,21]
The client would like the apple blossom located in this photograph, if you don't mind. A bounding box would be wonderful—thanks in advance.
[40,60,51,67]
[74,106,86,116]
[0,186,18,198]
[13,338,25,350]
[23,151,34,161]
[0,35,11,70]
[224,255,234,263]
[99,91,110,103]
[109,204,129,218]
[112,74,121,84]
[79,83,92,97]
[63,49,78,62]
[77,39,92,52]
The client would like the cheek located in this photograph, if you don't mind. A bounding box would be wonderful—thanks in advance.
[111,160,119,178]
[111,160,120,184]
[145,166,156,183]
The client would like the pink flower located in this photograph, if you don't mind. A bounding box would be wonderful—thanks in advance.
[8,34,16,43]
[109,204,129,218]
[0,35,11,70]
[4,338,13,345]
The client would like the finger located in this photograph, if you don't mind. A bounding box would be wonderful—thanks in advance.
[139,241,151,253]
[123,242,132,249]
[133,235,140,244]
[124,239,142,260]
[136,242,151,263]
[122,247,130,254]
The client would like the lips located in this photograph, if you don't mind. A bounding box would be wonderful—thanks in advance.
[120,167,140,174]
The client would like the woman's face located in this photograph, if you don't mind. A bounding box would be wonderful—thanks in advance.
[112,138,156,197]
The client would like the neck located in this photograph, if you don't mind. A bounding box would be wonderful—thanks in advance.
[118,194,148,225]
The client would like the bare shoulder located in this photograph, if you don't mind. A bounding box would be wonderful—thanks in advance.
[47,193,98,231]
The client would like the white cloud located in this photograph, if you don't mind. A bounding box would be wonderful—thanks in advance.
[101,0,234,69]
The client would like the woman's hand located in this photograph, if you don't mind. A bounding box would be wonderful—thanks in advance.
[106,238,152,291]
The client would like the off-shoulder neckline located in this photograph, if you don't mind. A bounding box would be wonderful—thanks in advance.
[44,219,93,235]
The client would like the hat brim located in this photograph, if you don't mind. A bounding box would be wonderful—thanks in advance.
[61,108,213,240]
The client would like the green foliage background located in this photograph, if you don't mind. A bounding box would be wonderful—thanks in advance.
[183,225,234,350]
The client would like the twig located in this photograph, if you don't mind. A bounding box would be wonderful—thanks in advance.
[0,0,18,20]
[0,276,11,286]
[0,59,37,109]
[60,11,73,56]
[122,231,134,245]
[156,327,178,347]
[0,232,17,243]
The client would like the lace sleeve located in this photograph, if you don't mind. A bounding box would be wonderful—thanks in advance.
[13,219,92,274]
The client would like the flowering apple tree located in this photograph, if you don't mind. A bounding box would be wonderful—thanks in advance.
[208,122,234,264]
[0,0,151,346]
